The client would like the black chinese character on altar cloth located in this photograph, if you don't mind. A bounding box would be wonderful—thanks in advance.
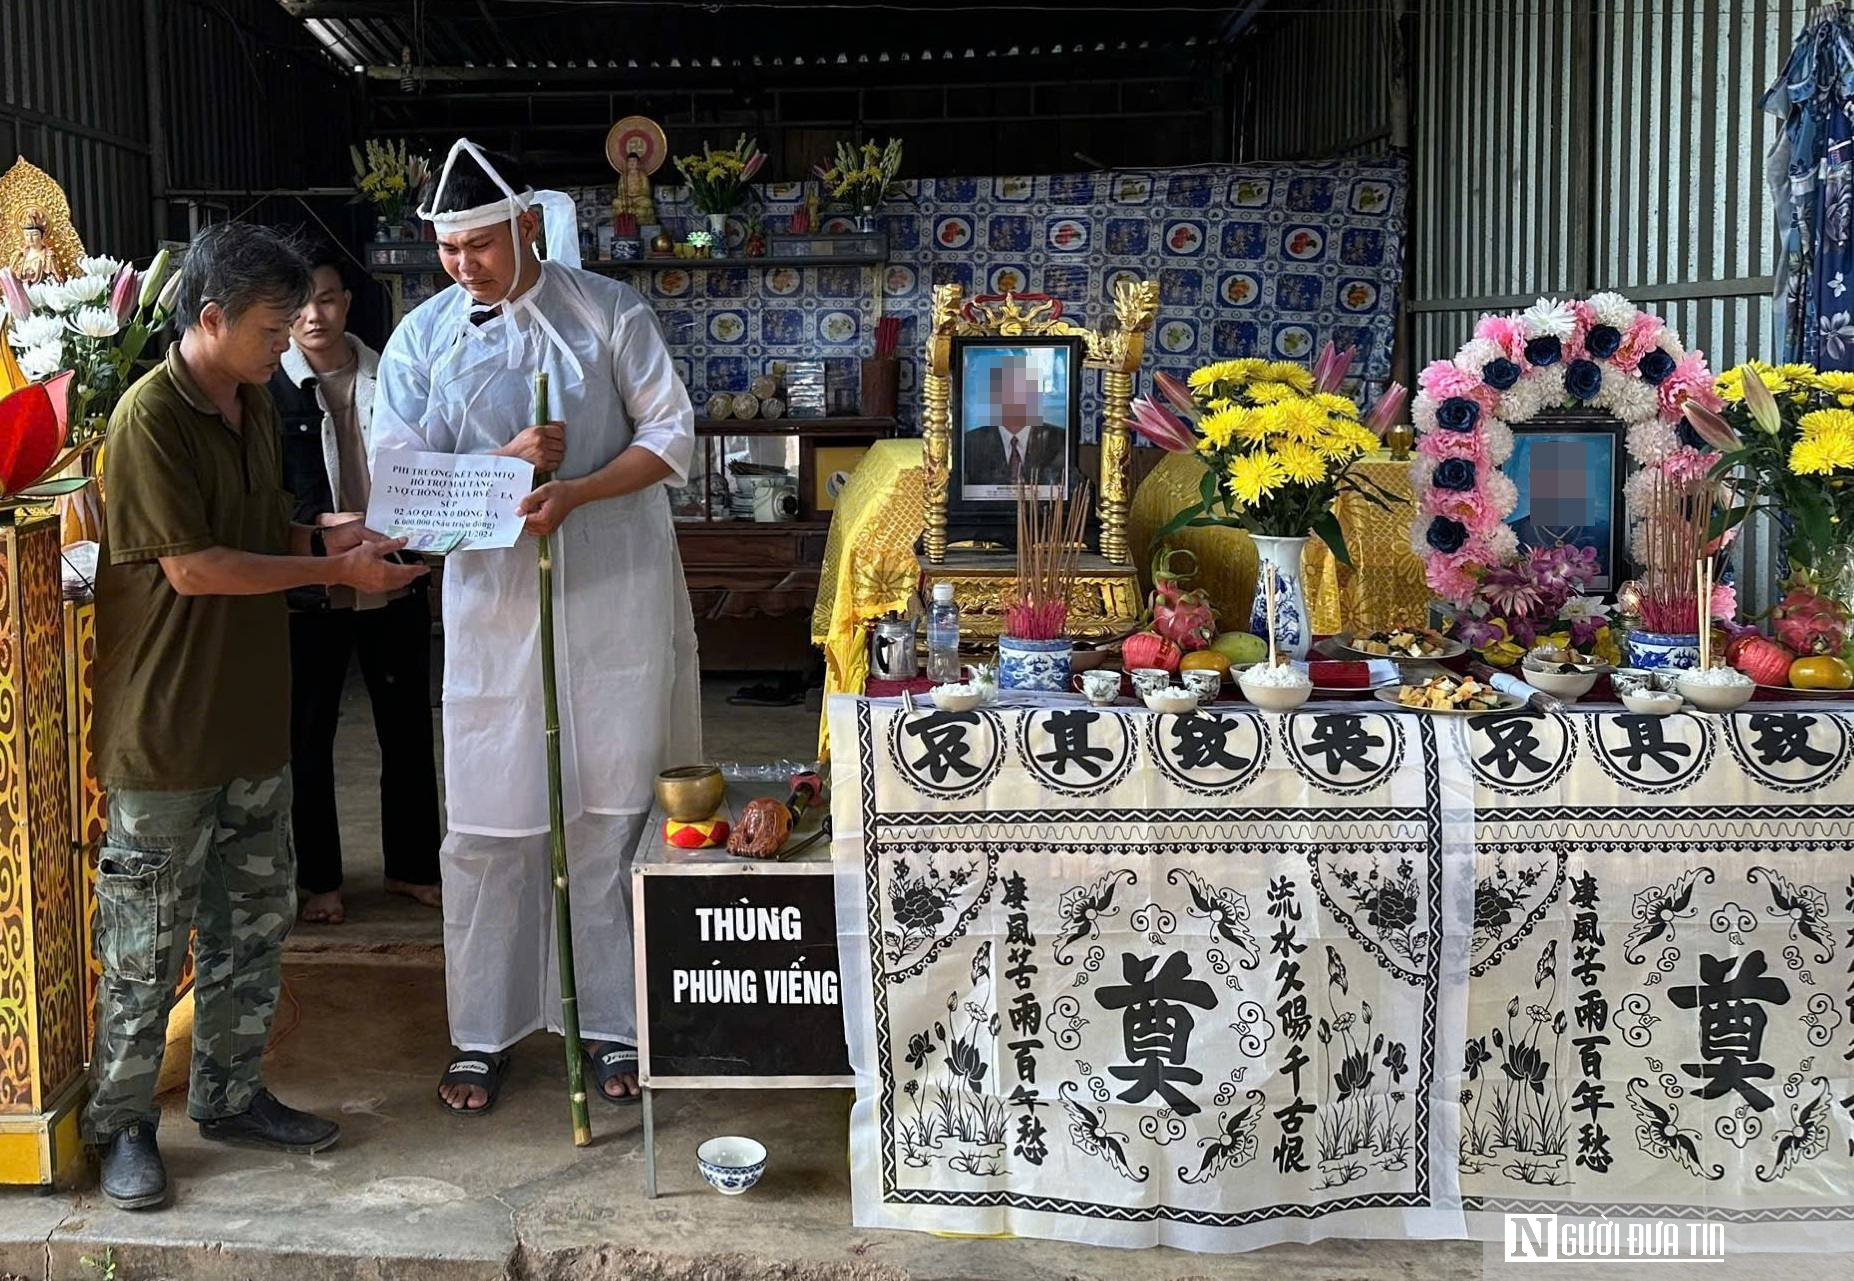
[1613,715,1693,775]
[1169,713,1253,773]
[1477,717,1552,780]
[903,711,981,784]
[1668,950,1792,1111]
[1748,714,1835,769]
[1304,714,1386,774]
[1034,709,1115,778]
[1096,951,1218,1117]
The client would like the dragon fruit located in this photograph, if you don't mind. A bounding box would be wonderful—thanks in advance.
[1147,547,1218,651]
[1771,575,1852,657]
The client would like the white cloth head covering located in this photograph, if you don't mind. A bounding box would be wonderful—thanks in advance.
[418,136,584,375]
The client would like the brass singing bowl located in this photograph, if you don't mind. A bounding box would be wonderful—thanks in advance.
[655,764,726,822]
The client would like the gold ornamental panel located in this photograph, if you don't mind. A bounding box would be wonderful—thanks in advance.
[917,551,1142,644]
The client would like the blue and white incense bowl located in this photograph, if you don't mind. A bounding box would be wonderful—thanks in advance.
[1624,630,1701,671]
[997,635,1072,692]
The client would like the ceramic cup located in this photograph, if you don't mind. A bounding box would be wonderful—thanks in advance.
[1073,669,1121,706]
[1181,669,1222,703]
[1129,668,1172,700]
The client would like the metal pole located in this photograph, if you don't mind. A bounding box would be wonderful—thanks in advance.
[642,1088,657,1198]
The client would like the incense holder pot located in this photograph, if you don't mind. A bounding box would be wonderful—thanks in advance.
[655,764,726,822]
[998,635,1072,692]
[1248,535,1310,662]
[1624,630,1701,671]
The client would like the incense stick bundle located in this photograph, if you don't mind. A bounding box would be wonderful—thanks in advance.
[1006,480,1092,640]
[1637,470,1717,635]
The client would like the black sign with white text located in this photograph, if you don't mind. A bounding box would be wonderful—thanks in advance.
[640,872,852,1081]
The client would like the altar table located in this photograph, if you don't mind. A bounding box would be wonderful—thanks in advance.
[827,693,1854,1253]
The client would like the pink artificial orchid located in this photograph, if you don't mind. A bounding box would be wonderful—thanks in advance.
[1363,382,1408,436]
[1153,370,1198,418]
[0,269,28,322]
[1131,394,1197,453]
[110,265,139,325]
[1310,340,1356,394]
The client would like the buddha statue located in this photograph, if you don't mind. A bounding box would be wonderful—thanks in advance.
[12,208,60,284]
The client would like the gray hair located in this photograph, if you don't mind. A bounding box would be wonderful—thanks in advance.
[172,223,312,334]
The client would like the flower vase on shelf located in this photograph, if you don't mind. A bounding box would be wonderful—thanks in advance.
[997,635,1072,692]
[1248,535,1310,661]
[856,208,879,233]
[707,212,729,254]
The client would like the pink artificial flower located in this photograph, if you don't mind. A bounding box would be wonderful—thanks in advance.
[1657,351,1717,420]
[1710,581,1738,622]
[1363,382,1409,436]
[0,269,28,321]
[1130,395,1197,453]
[1426,486,1495,531]
[1417,359,1482,400]
[1610,312,1667,375]
[1427,555,1481,607]
[1473,314,1528,360]
[1660,445,1716,487]
[1153,371,1198,417]
[1417,425,1486,463]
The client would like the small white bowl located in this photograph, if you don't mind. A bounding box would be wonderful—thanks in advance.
[697,1135,767,1195]
[1674,673,1755,713]
[930,685,983,712]
[1520,663,1599,701]
[1238,673,1313,712]
[1621,689,1683,715]
[1142,687,1199,714]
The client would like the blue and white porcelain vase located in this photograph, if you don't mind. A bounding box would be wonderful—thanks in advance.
[997,635,1072,692]
[1249,534,1311,662]
[1625,629,1701,671]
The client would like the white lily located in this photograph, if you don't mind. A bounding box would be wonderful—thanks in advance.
[67,305,121,339]
[1521,297,1577,339]
[62,273,109,306]
[19,343,64,380]
[7,313,64,349]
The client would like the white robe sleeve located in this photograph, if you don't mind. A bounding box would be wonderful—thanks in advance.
[611,295,694,486]
[369,320,451,460]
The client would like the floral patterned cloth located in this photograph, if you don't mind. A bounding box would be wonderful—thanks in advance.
[830,695,1854,1252]
[1767,10,1854,367]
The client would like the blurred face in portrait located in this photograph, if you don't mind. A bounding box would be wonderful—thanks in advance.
[989,357,1035,431]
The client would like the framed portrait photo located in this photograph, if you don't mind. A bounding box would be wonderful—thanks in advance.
[1505,408,1627,593]
[948,335,1084,543]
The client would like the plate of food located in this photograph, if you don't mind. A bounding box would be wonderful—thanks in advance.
[1337,627,1465,663]
[1376,675,1527,716]
[1522,644,1611,673]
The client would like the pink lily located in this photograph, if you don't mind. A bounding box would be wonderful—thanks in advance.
[1131,394,1197,453]
[1311,339,1356,394]
[1363,382,1409,436]
[110,265,140,325]
[1682,400,1741,452]
[0,269,29,321]
[1153,370,1198,418]
[742,152,765,182]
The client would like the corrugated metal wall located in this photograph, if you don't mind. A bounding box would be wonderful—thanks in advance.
[1233,0,1400,162]
[0,0,152,254]
[1411,0,1809,374]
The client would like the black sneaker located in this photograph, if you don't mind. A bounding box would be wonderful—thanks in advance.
[99,1122,167,1210]
[196,1090,340,1155]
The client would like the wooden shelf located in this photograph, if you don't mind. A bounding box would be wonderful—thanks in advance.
[586,254,886,271]
[695,416,898,437]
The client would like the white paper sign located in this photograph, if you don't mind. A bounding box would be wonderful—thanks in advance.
[365,449,535,552]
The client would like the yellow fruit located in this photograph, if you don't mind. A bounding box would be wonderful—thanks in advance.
[1180,650,1231,678]
[1789,655,1854,690]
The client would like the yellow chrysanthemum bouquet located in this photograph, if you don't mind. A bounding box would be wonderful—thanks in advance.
[1690,361,1854,572]
[350,138,429,226]
[1134,348,1405,565]
[814,138,904,212]
[673,135,765,214]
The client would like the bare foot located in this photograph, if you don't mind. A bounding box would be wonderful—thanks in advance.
[588,1041,642,1100]
[385,879,443,909]
[439,1081,489,1111]
[300,890,345,924]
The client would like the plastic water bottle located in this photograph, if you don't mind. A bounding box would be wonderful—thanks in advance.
[926,583,961,683]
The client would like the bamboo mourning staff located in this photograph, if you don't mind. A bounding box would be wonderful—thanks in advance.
[534,371,592,1147]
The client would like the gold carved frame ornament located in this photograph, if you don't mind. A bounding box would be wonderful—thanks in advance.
[921,280,1159,566]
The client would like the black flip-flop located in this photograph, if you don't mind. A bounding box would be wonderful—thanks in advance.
[585,1043,642,1106]
[437,1051,510,1117]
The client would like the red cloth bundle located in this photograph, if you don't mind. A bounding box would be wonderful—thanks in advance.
[1306,659,1373,689]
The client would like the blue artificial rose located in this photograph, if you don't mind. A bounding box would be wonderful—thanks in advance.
[1524,335,1562,367]
[1565,358,1602,401]
[1432,457,1477,492]
[1639,348,1676,384]
[1425,516,1468,555]
[1435,396,1481,432]
[1481,357,1522,390]
[1677,419,1704,450]
[1585,324,1622,358]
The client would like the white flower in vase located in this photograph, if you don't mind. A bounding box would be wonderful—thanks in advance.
[19,342,65,380]
[27,280,70,313]
[1559,595,1610,625]
[61,273,109,306]
[67,305,121,339]
[76,255,124,279]
[8,313,63,349]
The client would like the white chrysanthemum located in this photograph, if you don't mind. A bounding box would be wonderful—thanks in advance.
[1596,365,1659,423]
[1585,291,1638,329]
[1483,419,1516,465]
[1408,457,1436,490]
[1530,363,1567,406]
[67,306,120,339]
[1521,297,1577,339]
[1483,470,1519,519]
[1483,523,1519,563]
[1412,391,1439,436]
[7,313,62,349]
[27,281,69,313]
[1499,378,1544,424]
[1658,332,1686,361]
[1623,466,1659,513]
[1453,337,1506,377]
[1409,520,1434,558]
[1629,526,1652,563]
[1626,419,1679,465]
[18,343,63,380]
[77,256,124,280]
[61,273,108,305]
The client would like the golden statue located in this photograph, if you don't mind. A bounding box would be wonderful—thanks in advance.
[604,115,666,228]
[12,209,58,284]
[0,157,83,283]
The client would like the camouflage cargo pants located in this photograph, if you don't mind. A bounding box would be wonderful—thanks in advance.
[84,769,295,1143]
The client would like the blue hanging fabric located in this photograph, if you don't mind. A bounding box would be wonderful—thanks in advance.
[1765,4,1854,366]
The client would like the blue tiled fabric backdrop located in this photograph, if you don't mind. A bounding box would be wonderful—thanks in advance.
[572,157,1407,440]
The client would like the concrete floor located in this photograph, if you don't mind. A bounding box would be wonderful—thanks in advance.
[4,673,1851,1279]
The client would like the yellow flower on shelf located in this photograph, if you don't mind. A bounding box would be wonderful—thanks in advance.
[1791,431,1854,476]
[1188,358,1260,390]
[1814,369,1854,406]
[1717,361,1785,402]
[1197,405,1244,449]
[1274,439,1327,484]
[1273,399,1329,442]
[1778,362,1819,384]
[1312,392,1359,417]
[1260,361,1315,392]
[1226,451,1287,504]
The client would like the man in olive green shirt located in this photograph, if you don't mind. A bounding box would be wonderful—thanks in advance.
[89,223,425,1211]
